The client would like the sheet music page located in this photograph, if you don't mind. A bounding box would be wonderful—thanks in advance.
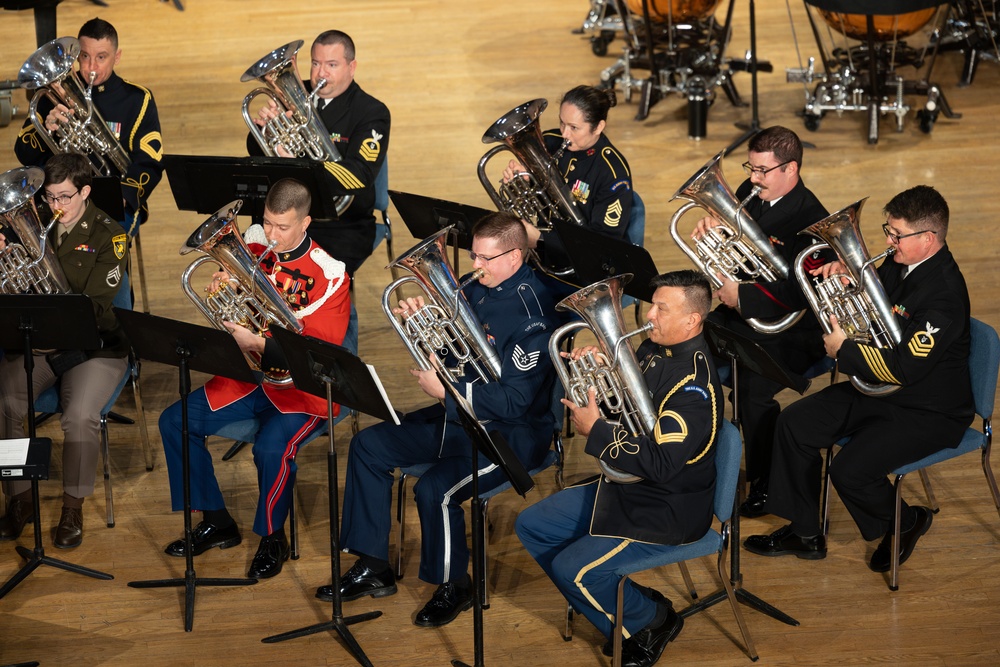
[367,364,401,426]
[0,438,30,466]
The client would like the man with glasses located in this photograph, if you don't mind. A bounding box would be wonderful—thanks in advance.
[692,125,829,518]
[318,211,557,627]
[0,153,130,548]
[745,185,972,574]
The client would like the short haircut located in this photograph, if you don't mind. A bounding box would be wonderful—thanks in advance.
[78,18,119,50]
[883,185,949,240]
[265,178,311,218]
[313,30,356,61]
[43,153,93,191]
[471,211,528,253]
[748,125,804,167]
[561,85,617,130]
[650,269,712,319]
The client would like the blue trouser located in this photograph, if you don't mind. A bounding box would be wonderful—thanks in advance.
[516,482,675,640]
[159,385,325,537]
[340,405,530,585]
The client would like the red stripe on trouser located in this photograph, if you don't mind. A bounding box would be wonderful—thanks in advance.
[262,416,321,535]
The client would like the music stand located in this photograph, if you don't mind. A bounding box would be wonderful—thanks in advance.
[118,310,259,631]
[552,219,658,304]
[724,0,769,156]
[0,294,113,599]
[684,320,802,626]
[260,327,400,665]
[389,190,490,270]
[162,154,341,226]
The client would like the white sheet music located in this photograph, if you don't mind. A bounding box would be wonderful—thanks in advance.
[0,438,30,466]
[367,364,401,426]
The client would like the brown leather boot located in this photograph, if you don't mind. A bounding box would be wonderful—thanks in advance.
[53,506,84,549]
[0,497,35,541]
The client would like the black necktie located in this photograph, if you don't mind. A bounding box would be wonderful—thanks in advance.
[759,200,771,215]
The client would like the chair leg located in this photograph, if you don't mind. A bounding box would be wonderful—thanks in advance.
[396,473,408,579]
[917,468,940,512]
[133,233,150,313]
[101,416,114,528]
[677,561,698,601]
[562,604,575,641]
[981,440,1000,520]
[480,497,490,610]
[717,545,759,660]
[131,365,153,471]
[221,440,249,461]
[889,474,905,591]
[821,447,835,537]
[289,484,299,560]
[613,576,628,667]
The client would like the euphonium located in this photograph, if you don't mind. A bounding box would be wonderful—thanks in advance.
[241,40,352,216]
[669,150,804,334]
[548,274,654,484]
[180,199,304,385]
[793,198,902,397]
[0,166,70,295]
[478,98,587,233]
[382,227,502,385]
[17,37,131,178]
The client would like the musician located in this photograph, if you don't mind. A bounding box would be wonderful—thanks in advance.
[745,185,972,573]
[14,18,164,237]
[247,29,390,278]
[0,153,130,548]
[502,84,633,277]
[157,178,350,579]
[318,212,557,627]
[692,125,828,518]
[516,270,722,667]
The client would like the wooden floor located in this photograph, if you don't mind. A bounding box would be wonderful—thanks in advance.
[2,1,1000,665]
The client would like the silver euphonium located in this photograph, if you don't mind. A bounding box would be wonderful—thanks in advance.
[478,98,587,233]
[793,198,902,397]
[548,274,654,484]
[669,150,804,334]
[18,37,131,178]
[180,199,304,385]
[0,166,70,295]
[241,40,352,216]
[382,227,503,385]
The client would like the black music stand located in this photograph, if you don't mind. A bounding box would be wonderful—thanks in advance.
[118,310,259,632]
[684,320,802,626]
[163,154,341,227]
[0,294,113,599]
[260,327,399,664]
[389,190,489,270]
[724,0,769,156]
[552,219,658,304]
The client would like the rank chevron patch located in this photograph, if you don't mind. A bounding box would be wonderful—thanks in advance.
[907,321,939,358]
[512,344,540,371]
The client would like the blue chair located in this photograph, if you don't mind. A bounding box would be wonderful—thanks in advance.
[34,273,152,528]
[620,191,646,326]
[821,318,1000,590]
[372,160,395,273]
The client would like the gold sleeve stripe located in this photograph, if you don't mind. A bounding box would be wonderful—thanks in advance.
[323,161,365,189]
[858,344,900,384]
[655,410,688,444]
[139,131,163,161]
[122,82,153,151]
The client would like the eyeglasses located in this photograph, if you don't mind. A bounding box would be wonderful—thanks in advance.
[742,160,791,176]
[42,189,80,206]
[468,247,517,263]
[882,223,936,244]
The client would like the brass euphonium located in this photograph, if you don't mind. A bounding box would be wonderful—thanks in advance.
[17,37,131,178]
[669,150,804,334]
[0,166,70,295]
[240,40,352,216]
[793,198,902,397]
[478,98,587,233]
[180,199,304,385]
[382,227,502,385]
[548,274,654,484]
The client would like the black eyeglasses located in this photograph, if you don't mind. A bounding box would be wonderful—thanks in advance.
[742,160,791,176]
[882,223,936,244]
[42,189,80,205]
[468,247,517,263]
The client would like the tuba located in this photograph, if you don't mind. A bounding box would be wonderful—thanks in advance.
[548,274,654,484]
[0,167,70,295]
[478,98,587,233]
[793,198,902,397]
[669,150,804,334]
[382,227,502,385]
[241,40,352,216]
[180,199,304,385]
[18,37,131,178]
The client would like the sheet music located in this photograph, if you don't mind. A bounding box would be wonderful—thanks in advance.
[0,438,30,466]
[367,364,401,426]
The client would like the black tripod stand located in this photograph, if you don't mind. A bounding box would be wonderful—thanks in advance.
[0,294,113,599]
[725,0,767,156]
[119,310,258,631]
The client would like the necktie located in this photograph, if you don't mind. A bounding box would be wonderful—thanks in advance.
[59,230,68,248]
[759,200,771,215]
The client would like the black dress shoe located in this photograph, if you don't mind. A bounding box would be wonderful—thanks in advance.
[164,520,241,557]
[739,480,769,519]
[602,587,669,656]
[247,530,290,579]
[316,560,397,602]
[0,498,34,541]
[621,605,684,667]
[869,506,933,573]
[53,507,83,549]
[413,582,473,628]
[744,524,827,559]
